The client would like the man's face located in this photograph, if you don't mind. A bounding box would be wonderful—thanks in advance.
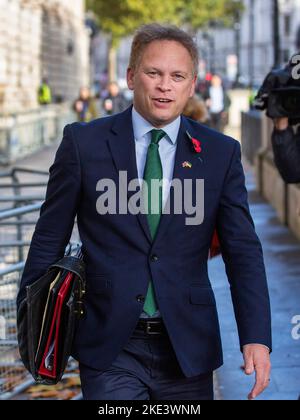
[127,40,197,127]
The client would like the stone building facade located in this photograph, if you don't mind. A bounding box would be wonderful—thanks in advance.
[0,0,89,114]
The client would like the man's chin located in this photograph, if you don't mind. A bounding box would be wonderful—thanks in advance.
[151,112,178,127]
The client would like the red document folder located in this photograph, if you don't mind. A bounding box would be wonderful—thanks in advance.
[38,272,74,379]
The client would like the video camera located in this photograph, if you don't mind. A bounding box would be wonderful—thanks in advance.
[254,54,300,124]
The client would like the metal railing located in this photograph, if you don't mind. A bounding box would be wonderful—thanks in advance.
[0,104,76,165]
[0,167,48,265]
[0,167,80,398]
[0,253,80,400]
[0,177,43,398]
[0,262,27,399]
[0,222,80,398]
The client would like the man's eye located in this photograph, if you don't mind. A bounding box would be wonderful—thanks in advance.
[147,71,157,76]
[173,74,184,81]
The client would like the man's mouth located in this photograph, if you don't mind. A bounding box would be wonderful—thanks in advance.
[153,98,173,104]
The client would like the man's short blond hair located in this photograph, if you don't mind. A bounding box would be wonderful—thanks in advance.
[129,23,199,76]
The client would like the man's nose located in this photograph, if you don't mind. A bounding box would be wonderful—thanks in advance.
[157,76,171,91]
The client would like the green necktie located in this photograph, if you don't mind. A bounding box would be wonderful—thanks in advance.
[142,129,165,316]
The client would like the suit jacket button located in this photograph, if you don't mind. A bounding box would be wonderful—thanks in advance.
[136,295,145,303]
[151,254,159,262]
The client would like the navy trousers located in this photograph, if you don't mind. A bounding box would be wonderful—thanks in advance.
[79,326,214,400]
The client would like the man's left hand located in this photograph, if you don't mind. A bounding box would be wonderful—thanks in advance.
[242,344,271,400]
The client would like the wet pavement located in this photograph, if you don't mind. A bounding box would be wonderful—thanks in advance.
[1,135,300,400]
[212,162,300,400]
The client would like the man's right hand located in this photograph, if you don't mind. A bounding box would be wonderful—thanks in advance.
[274,117,289,131]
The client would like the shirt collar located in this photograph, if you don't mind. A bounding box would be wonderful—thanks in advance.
[132,106,180,145]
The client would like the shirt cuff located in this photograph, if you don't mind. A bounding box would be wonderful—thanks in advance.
[243,343,270,352]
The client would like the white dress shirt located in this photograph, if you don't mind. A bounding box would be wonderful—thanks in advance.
[131,107,180,318]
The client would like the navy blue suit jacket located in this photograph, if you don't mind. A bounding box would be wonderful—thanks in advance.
[17,107,271,377]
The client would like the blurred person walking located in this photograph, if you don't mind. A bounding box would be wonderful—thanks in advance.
[73,87,99,122]
[205,74,231,132]
[38,78,52,106]
[183,96,209,125]
[271,117,300,184]
[103,81,130,115]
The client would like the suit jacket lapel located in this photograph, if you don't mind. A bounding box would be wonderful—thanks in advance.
[107,107,152,243]
[106,110,207,245]
[153,116,206,246]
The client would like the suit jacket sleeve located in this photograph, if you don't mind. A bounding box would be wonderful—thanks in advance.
[271,126,300,183]
[216,140,272,351]
[17,124,81,307]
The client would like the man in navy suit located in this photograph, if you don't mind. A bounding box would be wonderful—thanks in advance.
[17,24,271,400]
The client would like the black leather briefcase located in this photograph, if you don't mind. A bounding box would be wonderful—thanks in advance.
[17,251,86,385]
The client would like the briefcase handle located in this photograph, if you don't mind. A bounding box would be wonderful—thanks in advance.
[48,255,86,297]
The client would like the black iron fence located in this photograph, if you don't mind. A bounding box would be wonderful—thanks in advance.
[0,167,48,264]
[0,167,80,399]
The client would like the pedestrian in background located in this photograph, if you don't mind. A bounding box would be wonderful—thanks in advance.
[205,74,231,132]
[183,96,210,125]
[38,78,52,106]
[271,117,300,184]
[103,81,130,115]
[73,87,99,122]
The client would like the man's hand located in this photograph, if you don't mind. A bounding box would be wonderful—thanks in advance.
[274,117,289,131]
[242,344,271,400]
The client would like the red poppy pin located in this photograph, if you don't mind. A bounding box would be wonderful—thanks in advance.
[186,131,202,156]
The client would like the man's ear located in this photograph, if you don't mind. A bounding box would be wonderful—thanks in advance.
[127,68,135,91]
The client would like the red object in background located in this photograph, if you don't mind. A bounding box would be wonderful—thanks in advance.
[205,72,213,82]
[209,229,221,259]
